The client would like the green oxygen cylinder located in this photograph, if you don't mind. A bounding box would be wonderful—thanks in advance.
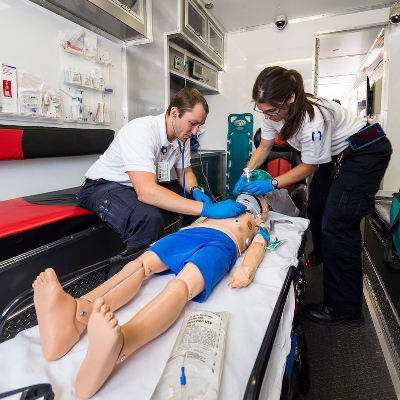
[251,169,272,181]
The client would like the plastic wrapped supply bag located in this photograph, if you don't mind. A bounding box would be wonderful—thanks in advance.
[151,309,230,400]
[265,188,300,217]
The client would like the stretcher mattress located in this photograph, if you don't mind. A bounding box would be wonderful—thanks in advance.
[0,212,309,400]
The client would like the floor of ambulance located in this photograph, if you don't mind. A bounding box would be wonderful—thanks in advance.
[297,227,400,400]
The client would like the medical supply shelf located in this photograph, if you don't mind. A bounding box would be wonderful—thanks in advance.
[62,81,113,94]
[168,40,220,99]
[62,47,114,68]
[0,113,62,125]
[61,43,113,125]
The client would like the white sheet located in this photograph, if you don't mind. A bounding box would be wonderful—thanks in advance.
[0,212,308,400]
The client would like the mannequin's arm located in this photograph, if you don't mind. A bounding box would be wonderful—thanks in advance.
[227,222,269,288]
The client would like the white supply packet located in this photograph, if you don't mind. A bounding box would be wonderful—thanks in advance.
[151,309,230,400]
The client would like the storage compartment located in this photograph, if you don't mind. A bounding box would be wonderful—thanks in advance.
[28,0,150,44]
[0,223,126,315]
[168,41,220,97]
[363,195,400,375]
[364,199,400,315]
[179,0,225,69]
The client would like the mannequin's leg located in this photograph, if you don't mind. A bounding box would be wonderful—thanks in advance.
[74,298,123,400]
[33,251,167,361]
[75,262,205,399]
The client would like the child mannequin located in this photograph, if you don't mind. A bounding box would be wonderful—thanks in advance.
[33,192,270,399]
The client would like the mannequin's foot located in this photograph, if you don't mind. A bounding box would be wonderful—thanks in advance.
[33,268,87,360]
[75,297,123,400]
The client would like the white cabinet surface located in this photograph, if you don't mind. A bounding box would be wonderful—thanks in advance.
[181,0,225,68]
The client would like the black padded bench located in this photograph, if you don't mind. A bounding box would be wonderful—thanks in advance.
[0,123,117,261]
[0,187,101,262]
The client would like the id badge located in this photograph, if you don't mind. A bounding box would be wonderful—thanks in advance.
[158,160,170,182]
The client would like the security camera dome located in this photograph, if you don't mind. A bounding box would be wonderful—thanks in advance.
[274,14,288,30]
[389,2,400,23]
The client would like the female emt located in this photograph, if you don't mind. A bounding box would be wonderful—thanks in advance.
[234,66,392,327]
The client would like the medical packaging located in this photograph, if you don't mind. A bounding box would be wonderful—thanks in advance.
[151,309,230,400]
[265,188,300,217]
[17,70,44,116]
[1,64,18,113]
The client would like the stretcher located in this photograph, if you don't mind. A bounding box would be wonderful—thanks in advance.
[0,211,308,400]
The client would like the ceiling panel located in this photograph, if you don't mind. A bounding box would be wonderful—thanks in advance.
[318,28,384,58]
[318,83,350,100]
[318,54,367,77]
[318,75,354,85]
[202,0,391,33]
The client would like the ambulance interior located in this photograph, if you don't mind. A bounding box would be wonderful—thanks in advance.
[0,0,399,399]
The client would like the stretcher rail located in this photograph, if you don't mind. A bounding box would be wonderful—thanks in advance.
[244,265,295,399]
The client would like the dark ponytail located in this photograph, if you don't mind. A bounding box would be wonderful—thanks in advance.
[252,66,331,140]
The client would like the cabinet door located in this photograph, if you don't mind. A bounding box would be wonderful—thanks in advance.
[185,0,207,44]
[208,20,223,60]
[118,0,144,22]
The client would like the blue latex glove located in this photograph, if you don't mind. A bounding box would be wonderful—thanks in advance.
[192,188,212,204]
[233,176,248,195]
[241,179,274,195]
[201,199,246,219]
[256,225,270,242]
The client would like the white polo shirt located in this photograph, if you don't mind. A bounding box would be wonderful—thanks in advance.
[260,99,367,164]
[85,112,191,186]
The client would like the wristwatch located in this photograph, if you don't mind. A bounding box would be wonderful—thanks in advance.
[271,178,279,189]
[191,185,204,195]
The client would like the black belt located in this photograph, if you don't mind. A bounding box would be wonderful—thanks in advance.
[85,178,99,184]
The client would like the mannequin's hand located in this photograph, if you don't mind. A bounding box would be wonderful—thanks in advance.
[227,264,256,288]
[201,200,246,219]
[256,225,270,242]
[192,188,212,204]
[241,179,274,195]
[233,176,247,195]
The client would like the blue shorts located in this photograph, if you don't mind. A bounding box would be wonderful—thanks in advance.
[147,227,237,302]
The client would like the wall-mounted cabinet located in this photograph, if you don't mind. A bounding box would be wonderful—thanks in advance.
[180,0,225,69]
[208,20,224,60]
[168,41,219,100]
[28,0,152,45]
[185,0,207,44]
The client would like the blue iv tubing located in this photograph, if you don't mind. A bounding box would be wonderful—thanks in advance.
[178,140,186,198]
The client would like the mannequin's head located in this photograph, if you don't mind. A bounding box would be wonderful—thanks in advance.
[236,193,269,221]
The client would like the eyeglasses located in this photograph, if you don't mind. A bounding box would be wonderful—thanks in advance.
[253,94,289,116]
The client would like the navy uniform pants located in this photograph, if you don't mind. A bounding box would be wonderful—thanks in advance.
[307,137,392,313]
[78,179,199,251]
